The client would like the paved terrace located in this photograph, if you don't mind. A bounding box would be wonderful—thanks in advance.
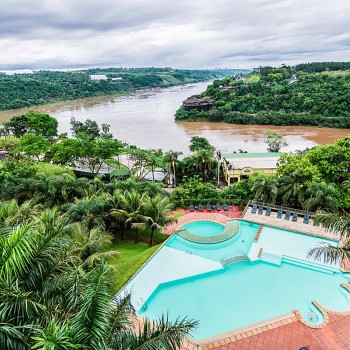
[161,205,350,349]
[181,312,350,350]
[242,208,338,240]
[163,206,242,235]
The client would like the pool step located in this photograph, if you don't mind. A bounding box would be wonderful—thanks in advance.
[220,250,251,267]
[254,224,264,242]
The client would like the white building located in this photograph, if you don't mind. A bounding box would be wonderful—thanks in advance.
[90,74,108,81]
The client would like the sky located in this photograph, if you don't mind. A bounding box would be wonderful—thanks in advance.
[1,0,350,70]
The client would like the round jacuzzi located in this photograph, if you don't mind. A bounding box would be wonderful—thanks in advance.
[180,220,225,237]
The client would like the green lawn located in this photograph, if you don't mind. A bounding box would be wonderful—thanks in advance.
[109,238,162,290]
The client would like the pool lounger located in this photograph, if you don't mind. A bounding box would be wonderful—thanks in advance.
[216,203,221,211]
[284,210,291,220]
[206,203,212,211]
[189,203,195,212]
[251,204,257,213]
[258,205,263,214]
[292,212,298,221]
[198,203,203,212]
[276,207,283,218]
[265,207,272,216]
[223,203,229,211]
[303,213,310,224]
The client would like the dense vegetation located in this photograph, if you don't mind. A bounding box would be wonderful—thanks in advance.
[175,62,350,128]
[0,67,238,110]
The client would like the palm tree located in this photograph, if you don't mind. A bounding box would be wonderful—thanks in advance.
[251,173,278,203]
[302,182,338,211]
[278,172,306,208]
[0,207,197,350]
[308,210,350,264]
[143,194,176,246]
[164,150,182,187]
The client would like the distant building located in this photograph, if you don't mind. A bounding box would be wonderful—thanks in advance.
[90,74,108,81]
[222,152,282,185]
[111,77,123,81]
[183,97,214,111]
[288,74,297,84]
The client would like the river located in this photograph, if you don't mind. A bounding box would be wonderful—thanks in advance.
[0,81,349,154]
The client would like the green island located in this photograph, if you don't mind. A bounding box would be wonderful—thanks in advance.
[175,61,350,128]
[0,67,239,110]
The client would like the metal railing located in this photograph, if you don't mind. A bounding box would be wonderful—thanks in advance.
[220,250,250,267]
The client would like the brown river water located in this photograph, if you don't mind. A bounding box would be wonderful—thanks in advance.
[0,81,349,154]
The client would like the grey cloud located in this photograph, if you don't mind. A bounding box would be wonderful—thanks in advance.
[1,0,350,69]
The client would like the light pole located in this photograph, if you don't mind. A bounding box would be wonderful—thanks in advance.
[216,149,222,187]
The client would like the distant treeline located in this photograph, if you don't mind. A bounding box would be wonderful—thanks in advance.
[175,62,350,128]
[0,67,238,110]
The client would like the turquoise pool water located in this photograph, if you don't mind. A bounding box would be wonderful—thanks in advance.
[180,220,225,237]
[140,261,349,340]
[169,220,258,261]
[120,220,350,342]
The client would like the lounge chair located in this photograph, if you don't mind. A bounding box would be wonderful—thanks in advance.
[265,207,271,216]
[258,205,263,214]
[223,203,229,211]
[189,203,195,212]
[206,203,212,211]
[216,203,221,211]
[276,207,283,218]
[292,212,298,221]
[303,213,309,224]
[251,204,257,213]
[284,210,291,220]
[198,203,203,212]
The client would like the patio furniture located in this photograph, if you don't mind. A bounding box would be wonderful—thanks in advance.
[216,203,221,211]
[251,204,257,213]
[303,213,309,224]
[190,203,195,212]
[207,203,212,211]
[223,203,229,211]
[292,212,298,221]
[198,203,203,212]
[258,205,263,214]
[265,207,271,216]
[284,210,291,220]
[277,207,283,218]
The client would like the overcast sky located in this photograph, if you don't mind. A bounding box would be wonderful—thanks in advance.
[1,0,350,70]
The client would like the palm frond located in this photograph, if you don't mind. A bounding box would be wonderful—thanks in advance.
[307,242,350,264]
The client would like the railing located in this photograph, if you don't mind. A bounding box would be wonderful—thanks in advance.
[220,250,250,267]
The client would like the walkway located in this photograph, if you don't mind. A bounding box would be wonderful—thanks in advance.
[181,312,350,350]
[163,206,242,235]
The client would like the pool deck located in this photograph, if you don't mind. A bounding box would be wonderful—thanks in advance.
[162,206,350,350]
[181,311,350,350]
[163,206,242,235]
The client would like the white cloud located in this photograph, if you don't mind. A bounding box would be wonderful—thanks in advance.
[1,0,350,69]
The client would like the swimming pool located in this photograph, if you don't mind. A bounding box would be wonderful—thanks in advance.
[119,220,350,341]
[180,220,225,237]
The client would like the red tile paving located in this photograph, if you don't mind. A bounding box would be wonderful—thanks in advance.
[163,206,242,235]
[181,312,350,349]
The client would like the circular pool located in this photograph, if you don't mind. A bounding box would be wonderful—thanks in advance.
[181,220,225,237]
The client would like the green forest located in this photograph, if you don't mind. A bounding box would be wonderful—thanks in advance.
[0,67,238,110]
[175,62,350,128]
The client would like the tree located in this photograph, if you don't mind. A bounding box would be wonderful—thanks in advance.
[70,117,100,139]
[3,111,58,139]
[143,194,175,246]
[264,132,288,152]
[302,182,339,211]
[164,150,183,187]
[19,133,51,160]
[189,136,215,153]
[250,173,278,203]
[308,210,350,265]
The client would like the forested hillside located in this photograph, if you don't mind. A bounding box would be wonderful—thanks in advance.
[0,67,237,110]
[175,63,350,128]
